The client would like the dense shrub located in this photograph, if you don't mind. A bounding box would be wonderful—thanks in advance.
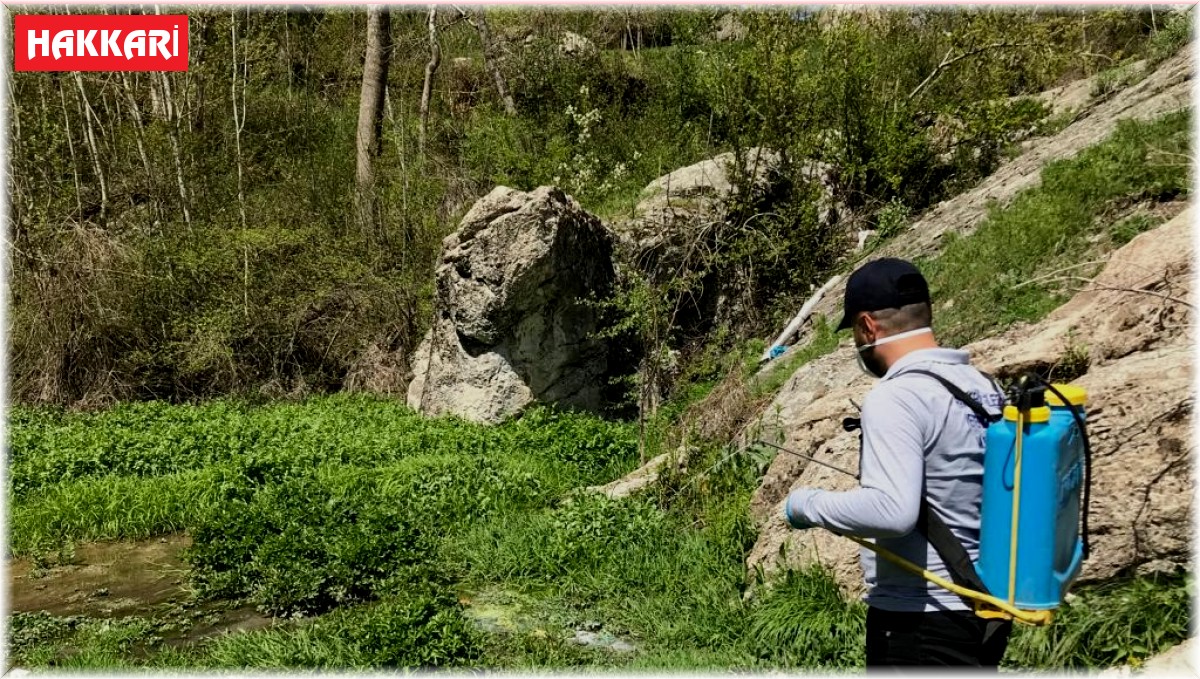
[186,470,434,615]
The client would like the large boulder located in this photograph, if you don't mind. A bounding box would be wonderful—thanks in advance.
[407,186,618,423]
[610,148,794,332]
[745,208,1194,595]
[613,148,781,271]
[714,13,748,42]
[613,149,841,276]
[559,31,597,58]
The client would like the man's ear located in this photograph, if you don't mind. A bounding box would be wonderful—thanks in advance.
[859,314,878,345]
[855,313,876,341]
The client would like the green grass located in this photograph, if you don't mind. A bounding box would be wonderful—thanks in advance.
[197,593,484,669]
[9,391,1192,670]
[1091,60,1147,98]
[9,394,638,556]
[1109,213,1164,246]
[9,395,620,499]
[745,565,866,668]
[9,612,158,669]
[10,395,643,626]
[1005,571,1193,669]
[924,110,1191,348]
[1146,9,1193,67]
[11,470,218,555]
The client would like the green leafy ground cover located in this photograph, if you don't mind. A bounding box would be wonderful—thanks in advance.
[9,393,1192,670]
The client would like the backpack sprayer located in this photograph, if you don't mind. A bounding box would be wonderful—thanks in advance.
[762,371,1091,627]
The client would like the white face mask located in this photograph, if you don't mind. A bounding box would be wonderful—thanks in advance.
[855,327,933,377]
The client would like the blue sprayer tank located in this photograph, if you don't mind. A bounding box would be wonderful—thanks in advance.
[977,384,1087,610]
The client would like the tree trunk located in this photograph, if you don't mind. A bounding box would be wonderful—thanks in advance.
[58,80,84,221]
[152,65,175,121]
[468,9,516,116]
[356,5,391,238]
[231,10,250,318]
[384,88,410,265]
[160,71,191,229]
[418,6,440,156]
[231,10,247,234]
[9,79,25,231]
[192,14,207,133]
[150,73,166,120]
[73,73,109,224]
[120,73,161,227]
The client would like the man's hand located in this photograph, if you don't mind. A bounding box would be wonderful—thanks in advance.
[784,488,820,530]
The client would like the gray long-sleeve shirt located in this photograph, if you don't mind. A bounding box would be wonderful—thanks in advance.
[785,347,1004,612]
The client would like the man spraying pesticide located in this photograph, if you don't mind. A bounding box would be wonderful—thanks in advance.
[781,258,1090,669]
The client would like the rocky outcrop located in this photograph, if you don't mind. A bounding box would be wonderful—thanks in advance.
[605,148,782,332]
[1138,636,1198,675]
[613,147,783,269]
[559,31,597,57]
[407,186,618,423]
[583,450,682,500]
[1096,636,1198,676]
[714,13,748,42]
[615,149,842,273]
[745,208,1193,595]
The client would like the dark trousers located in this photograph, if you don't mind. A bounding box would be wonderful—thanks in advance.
[865,607,1011,669]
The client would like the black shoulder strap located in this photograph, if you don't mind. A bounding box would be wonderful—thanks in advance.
[896,368,1001,601]
[902,369,1002,425]
[917,502,992,597]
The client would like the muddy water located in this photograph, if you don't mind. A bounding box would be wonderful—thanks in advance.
[8,534,273,647]
[10,535,192,617]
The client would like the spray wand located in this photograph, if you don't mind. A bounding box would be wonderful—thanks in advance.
[752,440,858,480]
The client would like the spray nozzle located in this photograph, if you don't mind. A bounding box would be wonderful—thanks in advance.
[1012,374,1047,411]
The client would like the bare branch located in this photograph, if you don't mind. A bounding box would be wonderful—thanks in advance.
[1085,283,1194,310]
[1011,261,1109,289]
[909,42,1040,102]
[1041,274,1196,309]
[456,7,517,116]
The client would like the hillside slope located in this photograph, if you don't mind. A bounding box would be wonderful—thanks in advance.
[792,45,1193,332]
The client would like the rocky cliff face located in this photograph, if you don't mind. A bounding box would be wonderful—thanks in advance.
[407,186,619,423]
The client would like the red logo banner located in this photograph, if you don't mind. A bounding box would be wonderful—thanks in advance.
[14,14,188,72]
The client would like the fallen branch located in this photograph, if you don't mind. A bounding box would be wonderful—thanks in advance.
[1080,279,1194,310]
[1023,274,1194,309]
[760,274,842,363]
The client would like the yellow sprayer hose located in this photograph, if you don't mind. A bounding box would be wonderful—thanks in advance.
[837,410,1053,626]
[844,534,1053,626]
[1010,409,1025,606]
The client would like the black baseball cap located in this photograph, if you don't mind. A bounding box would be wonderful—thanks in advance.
[836,258,931,331]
